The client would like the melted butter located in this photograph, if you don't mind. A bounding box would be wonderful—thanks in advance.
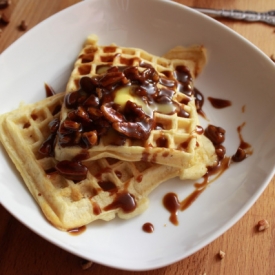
[96,65,111,74]
[156,101,176,114]
[114,85,176,116]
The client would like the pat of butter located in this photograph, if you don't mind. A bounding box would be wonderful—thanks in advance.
[114,86,152,116]
[114,85,176,116]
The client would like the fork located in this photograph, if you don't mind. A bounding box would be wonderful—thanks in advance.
[193,8,275,26]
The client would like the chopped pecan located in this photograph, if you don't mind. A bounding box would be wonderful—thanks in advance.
[87,107,103,119]
[257,219,269,231]
[141,67,159,82]
[63,120,81,132]
[75,106,90,122]
[124,101,146,121]
[83,94,100,107]
[0,0,10,9]
[18,20,27,31]
[65,91,79,109]
[80,76,98,94]
[113,120,151,140]
[218,250,225,259]
[0,12,9,24]
[80,259,93,270]
[101,103,124,123]
[99,71,128,88]
[82,130,98,147]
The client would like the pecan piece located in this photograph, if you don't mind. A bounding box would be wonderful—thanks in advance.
[124,101,146,121]
[101,103,124,123]
[0,0,10,9]
[18,20,28,31]
[65,91,79,109]
[48,118,60,133]
[204,124,225,145]
[39,133,56,157]
[257,219,269,231]
[82,130,98,147]
[0,12,9,24]
[63,120,81,132]
[80,76,98,94]
[83,94,100,107]
[99,71,128,88]
[218,250,225,259]
[87,107,103,119]
[80,259,93,270]
[142,67,159,82]
[113,120,151,140]
[75,106,90,122]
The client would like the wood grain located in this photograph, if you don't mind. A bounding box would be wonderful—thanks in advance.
[1,0,275,274]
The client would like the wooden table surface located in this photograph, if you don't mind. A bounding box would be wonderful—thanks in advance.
[1,0,275,274]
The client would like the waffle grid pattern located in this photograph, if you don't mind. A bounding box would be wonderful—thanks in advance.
[55,36,201,168]
[0,93,179,230]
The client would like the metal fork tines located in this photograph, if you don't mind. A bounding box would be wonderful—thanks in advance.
[193,8,275,26]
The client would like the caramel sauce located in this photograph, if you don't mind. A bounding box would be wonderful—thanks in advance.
[195,125,204,135]
[72,151,90,162]
[163,192,180,225]
[162,101,251,226]
[104,192,136,213]
[39,133,57,157]
[91,201,101,215]
[44,167,57,175]
[98,181,117,193]
[142,222,154,233]
[163,155,231,226]
[156,136,168,148]
[39,49,254,225]
[232,122,253,162]
[44,83,56,97]
[194,88,207,119]
[136,174,143,183]
[208,97,232,109]
[58,63,193,149]
[55,160,88,182]
[68,225,86,235]
[180,188,204,212]
[236,122,251,150]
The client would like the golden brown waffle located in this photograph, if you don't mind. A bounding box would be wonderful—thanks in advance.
[0,93,181,230]
[54,35,206,169]
[0,92,217,230]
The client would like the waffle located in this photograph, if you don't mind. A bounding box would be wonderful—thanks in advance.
[0,93,181,230]
[0,90,217,230]
[54,35,207,169]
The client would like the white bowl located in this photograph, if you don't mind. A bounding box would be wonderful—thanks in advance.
[1,0,275,271]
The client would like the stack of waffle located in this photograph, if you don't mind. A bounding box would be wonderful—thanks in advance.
[0,35,217,231]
